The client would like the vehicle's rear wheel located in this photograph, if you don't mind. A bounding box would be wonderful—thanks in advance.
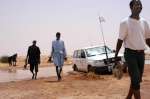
[73,65,78,71]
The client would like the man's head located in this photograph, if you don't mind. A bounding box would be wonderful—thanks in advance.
[56,32,61,40]
[14,53,17,57]
[32,40,37,45]
[130,0,142,16]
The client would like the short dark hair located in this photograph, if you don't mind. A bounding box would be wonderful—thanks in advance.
[33,40,36,44]
[129,0,142,9]
[56,32,61,36]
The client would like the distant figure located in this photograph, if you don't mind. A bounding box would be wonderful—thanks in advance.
[8,53,17,66]
[26,40,41,79]
[49,32,67,81]
[115,0,150,99]
[8,53,17,72]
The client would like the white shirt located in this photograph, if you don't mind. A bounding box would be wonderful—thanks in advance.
[119,17,150,50]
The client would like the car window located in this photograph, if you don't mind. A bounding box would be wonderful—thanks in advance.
[77,50,81,58]
[81,50,86,58]
[73,50,77,58]
[85,46,112,57]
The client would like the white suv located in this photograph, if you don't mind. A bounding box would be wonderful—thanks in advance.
[72,45,125,73]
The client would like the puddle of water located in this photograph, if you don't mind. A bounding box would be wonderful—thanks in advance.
[0,60,149,83]
[145,60,150,64]
[0,66,72,83]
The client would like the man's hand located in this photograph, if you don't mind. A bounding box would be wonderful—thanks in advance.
[64,57,67,61]
[114,56,121,65]
[24,58,28,69]
[48,57,52,62]
[114,57,119,65]
[25,58,28,65]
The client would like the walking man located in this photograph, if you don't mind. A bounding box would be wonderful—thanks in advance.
[115,0,150,99]
[26,40,41,79]
[49,32,67,81]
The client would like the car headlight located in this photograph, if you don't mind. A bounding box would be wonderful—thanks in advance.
[94,60,104,64]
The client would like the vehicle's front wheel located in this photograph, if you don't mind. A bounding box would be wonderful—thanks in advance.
[88,65,94,72]
[73,65,78,71]
[108,70,113,74]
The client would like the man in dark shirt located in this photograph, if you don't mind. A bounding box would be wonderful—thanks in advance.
[26,40,41,79]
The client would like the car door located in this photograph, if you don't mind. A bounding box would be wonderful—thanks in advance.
[75,50,82,70]
[73,50,78,66]
[80,50,87,72]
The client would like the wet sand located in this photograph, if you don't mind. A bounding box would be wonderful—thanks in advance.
[0,66,72,83]
[0,64,150,99]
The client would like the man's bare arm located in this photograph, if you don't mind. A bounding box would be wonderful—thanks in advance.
[146,38,150,48]
[115,39,123,58]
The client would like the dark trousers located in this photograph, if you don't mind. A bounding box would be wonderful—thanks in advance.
[30,63,38,73]
[56,66,62,80]
[124,48,144,90]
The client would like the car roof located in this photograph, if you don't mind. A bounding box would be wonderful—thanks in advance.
[83,45,105,49]
[74,45,106,51]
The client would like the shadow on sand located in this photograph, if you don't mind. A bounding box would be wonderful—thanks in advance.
[45,80,60,83]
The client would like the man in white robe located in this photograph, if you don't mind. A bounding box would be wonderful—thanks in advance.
[50,32,67,81]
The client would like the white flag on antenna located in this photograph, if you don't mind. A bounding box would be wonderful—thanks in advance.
[99,16,105,22]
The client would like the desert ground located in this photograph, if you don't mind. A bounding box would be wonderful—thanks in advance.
[0,56,150,99]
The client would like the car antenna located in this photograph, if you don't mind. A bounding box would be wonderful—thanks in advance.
[98,16,109,62]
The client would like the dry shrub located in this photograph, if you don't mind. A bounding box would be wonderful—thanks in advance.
[71,72,104,80]
[113,62,123,80]
[0,56,8,63]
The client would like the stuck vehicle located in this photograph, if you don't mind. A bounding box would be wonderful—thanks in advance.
[72,45,125,73]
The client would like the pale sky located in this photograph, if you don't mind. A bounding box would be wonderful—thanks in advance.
[0,0,150,56]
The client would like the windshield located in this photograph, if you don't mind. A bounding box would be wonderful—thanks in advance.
[85,46,112,57]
